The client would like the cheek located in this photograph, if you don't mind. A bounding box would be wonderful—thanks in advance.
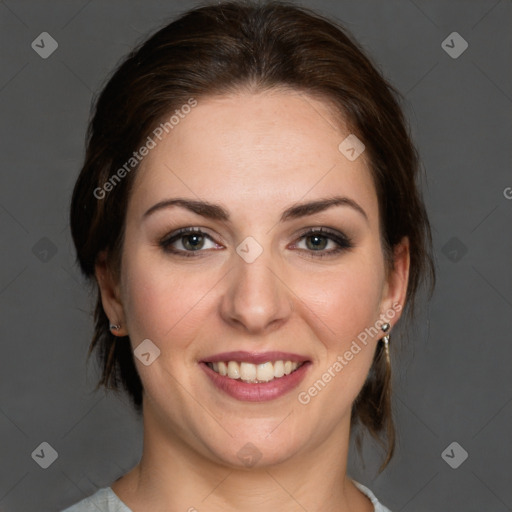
[293,257,385,352]
[120,250,215,347]
[294,262,385,411]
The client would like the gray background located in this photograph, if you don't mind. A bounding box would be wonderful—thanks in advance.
[1,0,511,511]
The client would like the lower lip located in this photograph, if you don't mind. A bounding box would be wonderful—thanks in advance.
[200,362,311,402]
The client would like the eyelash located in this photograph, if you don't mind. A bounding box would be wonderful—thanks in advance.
[158,227,353,259]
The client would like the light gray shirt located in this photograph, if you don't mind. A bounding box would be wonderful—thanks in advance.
[61,480,392,511]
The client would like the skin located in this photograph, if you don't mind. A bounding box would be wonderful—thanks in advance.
[95,89,410,512]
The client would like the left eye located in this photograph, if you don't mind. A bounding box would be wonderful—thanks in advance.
[295,232,342,251]
[292,228,353,257]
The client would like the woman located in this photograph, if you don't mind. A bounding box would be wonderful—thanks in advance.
[63,1,434,510]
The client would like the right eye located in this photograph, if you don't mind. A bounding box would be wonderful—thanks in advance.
[159,227,222,257]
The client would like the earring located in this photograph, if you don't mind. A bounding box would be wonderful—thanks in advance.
[381,323,390,364]
[109,323,121,332]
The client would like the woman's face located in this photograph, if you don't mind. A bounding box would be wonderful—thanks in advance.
[98,89,408,469]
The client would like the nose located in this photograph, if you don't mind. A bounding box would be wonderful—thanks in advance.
[220,245,293,335]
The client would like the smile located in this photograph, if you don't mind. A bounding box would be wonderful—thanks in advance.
[205,360,304,383]
[200,351,311,402]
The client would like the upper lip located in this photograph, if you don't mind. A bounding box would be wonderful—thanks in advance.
[200,351,310,364]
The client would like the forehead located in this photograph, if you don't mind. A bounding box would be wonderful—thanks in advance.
[129,90,377,223]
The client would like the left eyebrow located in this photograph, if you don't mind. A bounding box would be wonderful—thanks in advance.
[142,195,368,223]
[280,196,368,223]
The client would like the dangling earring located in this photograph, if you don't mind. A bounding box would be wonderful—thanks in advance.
[381,323,391,364]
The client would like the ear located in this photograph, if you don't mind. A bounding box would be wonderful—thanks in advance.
[380,236,410,327]
[95,250,127,336]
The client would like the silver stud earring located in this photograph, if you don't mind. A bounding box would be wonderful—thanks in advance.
[381,323,390,364]
[109,323,121,331]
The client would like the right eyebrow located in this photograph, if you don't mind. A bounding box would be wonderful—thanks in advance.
[143,198,229,221]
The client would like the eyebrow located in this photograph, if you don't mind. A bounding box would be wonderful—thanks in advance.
[143,195,368,223]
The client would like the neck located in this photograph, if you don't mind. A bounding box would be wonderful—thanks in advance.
[112,402,373,512]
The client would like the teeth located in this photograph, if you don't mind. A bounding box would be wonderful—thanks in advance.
[273,360,285,378]
[218,361,227,376]
[257,362,274,382]
[208,360,302,383]
[227,361,240,379]
[240,362,257,381]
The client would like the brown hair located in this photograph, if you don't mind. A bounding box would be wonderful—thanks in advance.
[70,0,435,472]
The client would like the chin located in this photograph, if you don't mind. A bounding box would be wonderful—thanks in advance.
[204,427,305,470]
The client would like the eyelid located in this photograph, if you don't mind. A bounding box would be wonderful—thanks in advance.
[290,226,353,255]
[159,227,220,249]
[294,225,348,239]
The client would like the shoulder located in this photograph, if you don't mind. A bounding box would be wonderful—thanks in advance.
[352,480,393,512]
[61,487,132,512]
[63,482,390,512]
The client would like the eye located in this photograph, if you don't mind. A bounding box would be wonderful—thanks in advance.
[293,228,353,258]
[159,227,221,257]
[158,226,353,259]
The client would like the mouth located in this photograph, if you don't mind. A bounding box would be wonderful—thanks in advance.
[199,351,311,402]
[205,359,306,384]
